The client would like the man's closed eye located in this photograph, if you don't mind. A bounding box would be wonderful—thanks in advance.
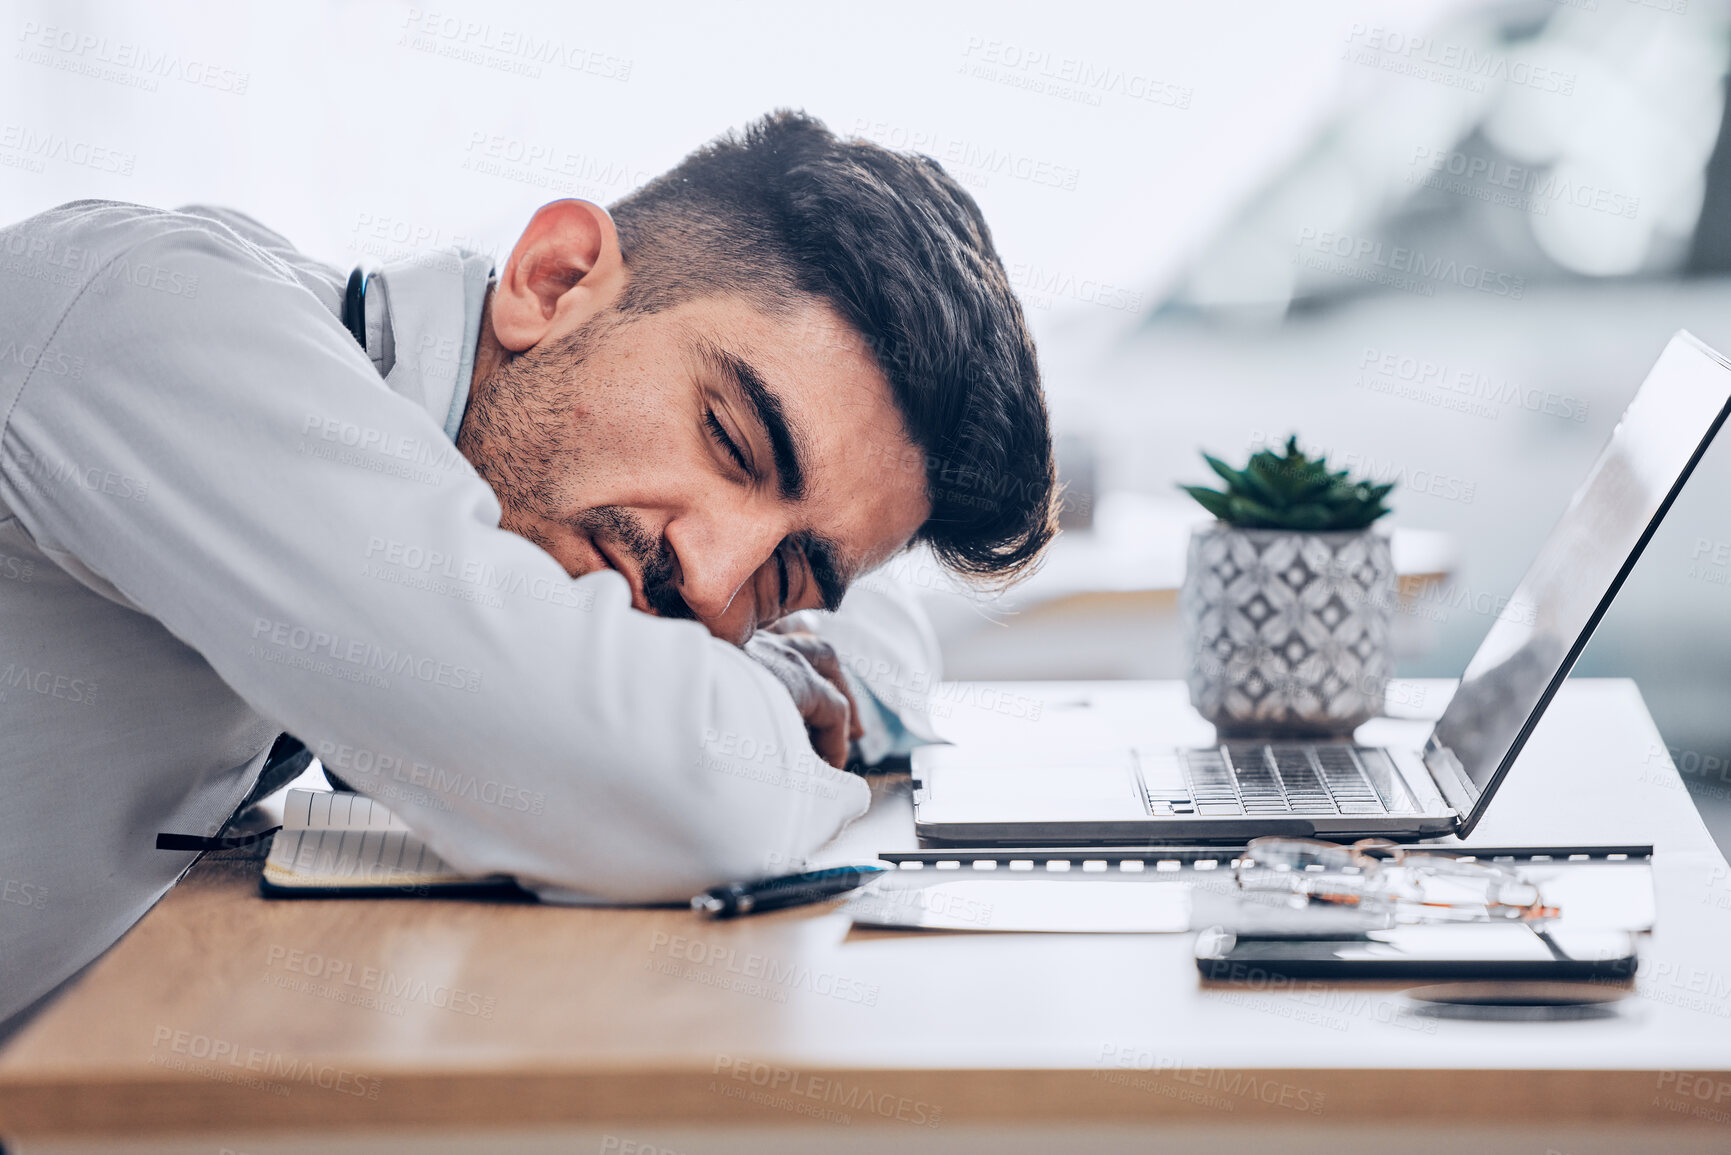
[704,407,754,478]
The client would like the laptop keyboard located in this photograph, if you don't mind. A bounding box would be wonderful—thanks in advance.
[1139,744,1396,817]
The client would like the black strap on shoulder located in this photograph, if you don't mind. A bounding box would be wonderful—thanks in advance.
[341,266,368,350]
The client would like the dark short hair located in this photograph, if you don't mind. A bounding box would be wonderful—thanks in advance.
[608,110,1058,587]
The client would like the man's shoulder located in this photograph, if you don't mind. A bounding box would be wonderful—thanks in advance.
[4,199,327,285]
[6,198,239,261]
[0,200,338,330]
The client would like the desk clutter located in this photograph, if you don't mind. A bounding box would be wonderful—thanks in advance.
[257,789,1653,982]
[847,844,1654,981]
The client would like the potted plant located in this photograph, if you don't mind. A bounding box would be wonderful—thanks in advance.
[1178,436,1397,738]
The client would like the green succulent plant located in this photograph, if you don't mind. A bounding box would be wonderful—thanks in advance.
[1180,436,1394,531]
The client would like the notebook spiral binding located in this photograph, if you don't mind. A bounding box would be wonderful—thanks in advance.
[877,844,1654,873]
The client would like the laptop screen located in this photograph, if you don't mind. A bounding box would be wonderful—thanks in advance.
[1431,332,1731,836]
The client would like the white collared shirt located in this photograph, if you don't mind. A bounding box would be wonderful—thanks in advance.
[0,201,941,1026]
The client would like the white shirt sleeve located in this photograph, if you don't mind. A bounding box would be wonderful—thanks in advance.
[0,210,868,903]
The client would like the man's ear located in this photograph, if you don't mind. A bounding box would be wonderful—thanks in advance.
[490,199,625,353]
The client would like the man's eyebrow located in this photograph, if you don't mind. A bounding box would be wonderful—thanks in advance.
[796,530,850,613]
[696,337,807,502]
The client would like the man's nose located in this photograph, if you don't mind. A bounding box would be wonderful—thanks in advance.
[663,514,784,641]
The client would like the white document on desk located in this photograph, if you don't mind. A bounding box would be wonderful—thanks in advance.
[1519,861,1656,931]
[847,873,1192,932]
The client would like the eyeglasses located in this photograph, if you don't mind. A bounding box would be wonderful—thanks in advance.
[1234,837,1559,924]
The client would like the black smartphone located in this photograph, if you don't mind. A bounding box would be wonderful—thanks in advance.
[1195,924,1641,982]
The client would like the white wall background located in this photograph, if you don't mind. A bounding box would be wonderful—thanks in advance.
[0,0,1462,359]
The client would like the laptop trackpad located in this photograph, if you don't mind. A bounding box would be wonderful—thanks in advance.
[920,755,1146,821]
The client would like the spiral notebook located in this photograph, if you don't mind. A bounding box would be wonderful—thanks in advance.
[260,789,523,898]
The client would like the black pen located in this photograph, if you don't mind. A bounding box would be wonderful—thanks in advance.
[691,864,889,918]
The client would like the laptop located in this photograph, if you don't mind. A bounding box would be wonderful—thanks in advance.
[913,331,1731,846]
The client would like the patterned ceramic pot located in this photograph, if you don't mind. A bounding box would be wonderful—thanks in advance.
[1180,523,1396,738]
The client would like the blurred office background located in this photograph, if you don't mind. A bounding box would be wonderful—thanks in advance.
[6,0,1731,848]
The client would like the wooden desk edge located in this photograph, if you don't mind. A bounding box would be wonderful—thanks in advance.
[3,1066,1729,1136]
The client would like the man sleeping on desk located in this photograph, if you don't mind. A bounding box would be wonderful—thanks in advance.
[0,110,1058,1027]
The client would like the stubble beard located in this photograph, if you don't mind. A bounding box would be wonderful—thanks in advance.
[455,318,598,554]
[456,313,692,619]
